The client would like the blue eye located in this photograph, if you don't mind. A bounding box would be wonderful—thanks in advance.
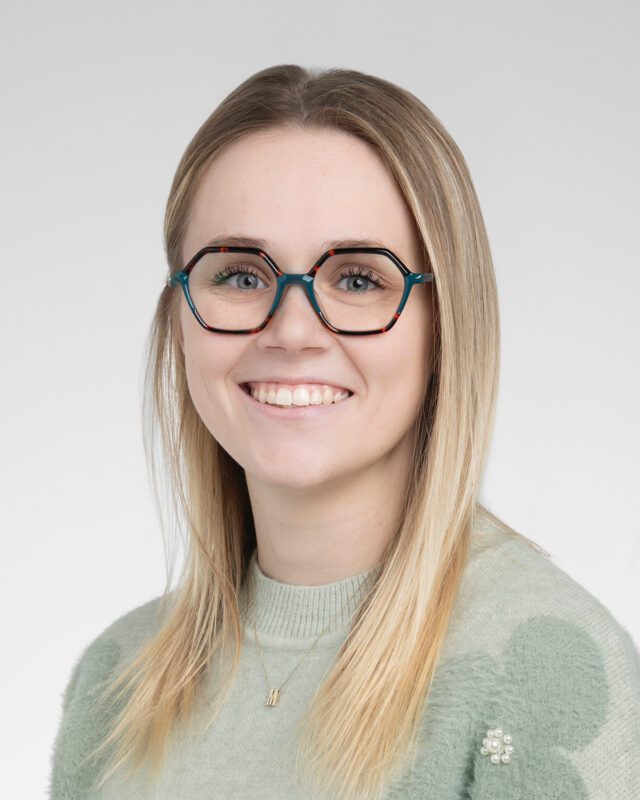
[335,266,384,293]
[212,265,269,290]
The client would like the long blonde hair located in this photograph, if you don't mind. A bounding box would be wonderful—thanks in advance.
[82,64,539,799]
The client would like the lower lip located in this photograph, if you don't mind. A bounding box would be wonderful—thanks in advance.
[236,383,354,418]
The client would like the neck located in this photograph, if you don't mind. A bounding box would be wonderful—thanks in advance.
[240,549,383,646]
[244,435,412,585]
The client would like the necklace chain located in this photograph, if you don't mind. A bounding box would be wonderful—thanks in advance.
[248,571,371,708]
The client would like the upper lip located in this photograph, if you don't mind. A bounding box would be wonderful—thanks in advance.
[240,377,353,392]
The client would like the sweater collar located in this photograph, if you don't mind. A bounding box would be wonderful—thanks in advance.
[239,550,383,646]
[237,527,508,648]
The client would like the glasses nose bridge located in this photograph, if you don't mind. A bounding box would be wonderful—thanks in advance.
[273,271,317,315]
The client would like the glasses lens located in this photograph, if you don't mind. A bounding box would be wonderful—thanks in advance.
[315,252,405,331]
[187,251,277,331]
[186,250,406,332]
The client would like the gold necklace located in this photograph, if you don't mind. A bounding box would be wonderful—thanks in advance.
[247,570,372,708]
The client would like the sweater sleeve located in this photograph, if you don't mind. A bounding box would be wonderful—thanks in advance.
[467,614,640,799]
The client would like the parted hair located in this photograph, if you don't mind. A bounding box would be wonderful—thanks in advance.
[81,63,536,800]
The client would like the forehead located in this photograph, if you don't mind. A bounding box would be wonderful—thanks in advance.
[182,126,420,267]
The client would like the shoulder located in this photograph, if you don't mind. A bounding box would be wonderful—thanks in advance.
[454,530,640,733]
[457,528,636,651]
[49,594,169,798]
[451,530,640,798]
[59,593,168,712]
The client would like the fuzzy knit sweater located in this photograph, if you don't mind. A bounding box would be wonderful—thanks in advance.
[49,527,640,799]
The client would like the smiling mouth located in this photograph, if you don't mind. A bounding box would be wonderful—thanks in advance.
[239,383,353,410]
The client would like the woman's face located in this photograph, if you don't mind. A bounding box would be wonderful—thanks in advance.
[178,125,435,490]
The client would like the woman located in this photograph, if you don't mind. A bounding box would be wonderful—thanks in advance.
[49,64,640,800]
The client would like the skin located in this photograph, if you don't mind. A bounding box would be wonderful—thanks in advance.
[177,125,435,586]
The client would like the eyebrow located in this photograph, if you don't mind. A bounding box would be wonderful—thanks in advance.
[202,234,389,252]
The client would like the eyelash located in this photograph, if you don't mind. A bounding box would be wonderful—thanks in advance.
[212,264,384,290]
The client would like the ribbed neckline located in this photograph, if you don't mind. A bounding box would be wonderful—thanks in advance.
[238,551,383,648]
[236,527,516,650]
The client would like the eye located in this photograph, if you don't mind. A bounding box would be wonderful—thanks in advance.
[212,264,269,290]
[335,265,384,293]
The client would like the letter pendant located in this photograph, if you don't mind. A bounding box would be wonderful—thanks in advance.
[267,688,280,707]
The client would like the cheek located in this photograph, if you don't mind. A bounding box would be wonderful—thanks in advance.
[181,332,239,434]
[373,353,426,435]
[367,308,432,432]
[183,351,219,436]
[354,337,428,440]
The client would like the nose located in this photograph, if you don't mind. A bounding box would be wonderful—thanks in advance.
[260,272,331,341]
[271,274,318,321]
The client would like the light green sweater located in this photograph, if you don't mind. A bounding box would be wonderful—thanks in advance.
[49,528,640,798]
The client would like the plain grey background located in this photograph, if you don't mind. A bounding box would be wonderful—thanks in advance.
[2,1,638,796]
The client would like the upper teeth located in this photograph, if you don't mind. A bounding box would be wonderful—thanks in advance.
[246,382,351,407]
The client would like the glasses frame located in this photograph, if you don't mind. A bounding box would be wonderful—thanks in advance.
[167,245,435,336]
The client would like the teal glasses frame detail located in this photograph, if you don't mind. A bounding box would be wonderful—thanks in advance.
[167,245,435,336]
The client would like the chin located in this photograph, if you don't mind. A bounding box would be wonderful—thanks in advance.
[247,458,344,491]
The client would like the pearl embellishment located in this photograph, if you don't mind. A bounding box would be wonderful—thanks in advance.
[480,727,515,764]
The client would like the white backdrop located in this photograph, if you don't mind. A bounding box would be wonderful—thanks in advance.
[2,1,638,797]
